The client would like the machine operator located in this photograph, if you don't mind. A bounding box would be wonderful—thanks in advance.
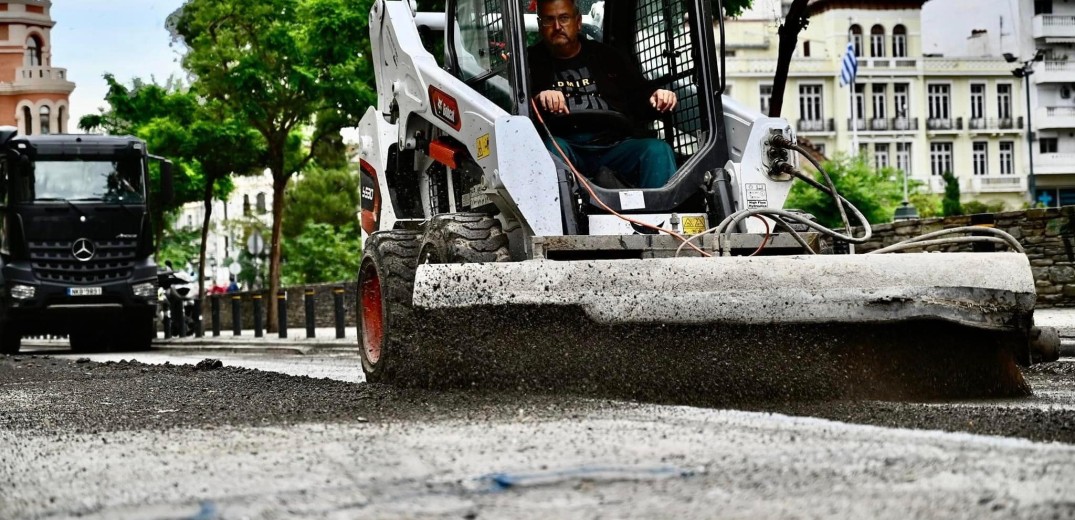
[528,0,678,189]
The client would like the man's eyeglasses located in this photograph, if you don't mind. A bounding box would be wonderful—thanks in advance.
[539,14,576,27]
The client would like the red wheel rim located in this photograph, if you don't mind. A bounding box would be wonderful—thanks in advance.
[360,267,384,364]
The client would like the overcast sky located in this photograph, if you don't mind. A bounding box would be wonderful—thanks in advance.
[51,0,186,126]
[49,0,1017,127]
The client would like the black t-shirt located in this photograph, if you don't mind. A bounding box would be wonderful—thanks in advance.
[528,39,662,142]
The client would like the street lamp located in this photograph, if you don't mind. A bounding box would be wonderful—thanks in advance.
[893,169,919,221]
[1006,50,1045,206]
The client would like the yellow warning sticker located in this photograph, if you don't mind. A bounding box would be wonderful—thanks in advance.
[682,215,706,235]
[476,134,491,160]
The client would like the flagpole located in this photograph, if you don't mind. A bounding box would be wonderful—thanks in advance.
[849,83,859,156]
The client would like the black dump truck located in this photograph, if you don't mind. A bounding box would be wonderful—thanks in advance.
[0,128,173,354]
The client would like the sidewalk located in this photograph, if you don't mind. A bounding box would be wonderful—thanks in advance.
[154,326,358,355]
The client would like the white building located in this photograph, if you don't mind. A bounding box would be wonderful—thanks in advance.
[723,0,1031,210]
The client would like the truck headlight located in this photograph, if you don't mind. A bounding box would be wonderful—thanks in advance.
[11,284,35,300]
[131,281,157,298]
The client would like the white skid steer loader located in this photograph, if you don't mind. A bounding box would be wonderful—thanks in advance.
[355,0,1058,404]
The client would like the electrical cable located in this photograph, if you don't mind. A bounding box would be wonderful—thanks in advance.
[529,98,712,257]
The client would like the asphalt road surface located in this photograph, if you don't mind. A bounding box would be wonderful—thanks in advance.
[1,347,1074,519]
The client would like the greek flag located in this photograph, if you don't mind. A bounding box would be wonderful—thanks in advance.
[839,42,857,87]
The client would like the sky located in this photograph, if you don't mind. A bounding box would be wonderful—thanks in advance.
[49,0,1015,128]
[50,0,186,127]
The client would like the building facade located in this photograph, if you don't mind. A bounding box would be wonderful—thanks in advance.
[1021,0,1075,208]
[724,0,1030,210]
[0,0,74,135]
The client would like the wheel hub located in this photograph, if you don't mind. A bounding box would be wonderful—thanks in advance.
[360,267,384,364]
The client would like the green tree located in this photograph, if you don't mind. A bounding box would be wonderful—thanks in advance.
[282,222,363,285]
[785,155,914,227]
[173,0,374,329]
[283,166,362,240]
[941,171,963,217]
[81,75,265,302]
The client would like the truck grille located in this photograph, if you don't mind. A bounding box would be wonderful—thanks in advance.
[29,240,138,284]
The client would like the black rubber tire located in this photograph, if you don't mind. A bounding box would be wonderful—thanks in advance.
[418,213,510,264]
[358,230,421,384]
[116,314,156,351]
[0,320,21,355]
[69,330,103,353]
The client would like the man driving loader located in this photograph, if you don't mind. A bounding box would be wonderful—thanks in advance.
[528,0,678,189]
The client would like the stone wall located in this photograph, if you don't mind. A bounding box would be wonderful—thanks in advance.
[858,206,1075,307]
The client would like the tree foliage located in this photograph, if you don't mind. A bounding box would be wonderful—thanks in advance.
[941,171,963,217]
[282,222,362,285]
[173,0,374,329]
[785,155,921,227]
[283,166,362,240]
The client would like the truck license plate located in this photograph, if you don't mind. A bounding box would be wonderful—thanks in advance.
[68,287,102,296]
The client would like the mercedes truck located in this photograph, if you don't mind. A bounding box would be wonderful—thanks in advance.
[0,128,173,354]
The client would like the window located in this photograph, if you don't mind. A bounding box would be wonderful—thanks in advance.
[57,106,64,133]
[854,84,865,120]
[802,40,811,57]
[930,142,953,176]
[870,25,885,57]
[256,192,267,214]
[875,143,890,169]
[970,83,985,120]
[972,142,988,175]
[759,84,772,116]
[997,84,1012,120]
[799,84,823,121]
[892,25,907,58]
[871,84,887,120]
[39,105,49,135]
[1035,0,1053,15]
[243,194,251,216]
[21,106,31,135]
[999,141,1014,175]
[927,84,950,120]
[25,35,41,67]
[451,0,513,111]
[894,83,910,120]
[897,142,912,174]
[850,25,863,57]
[1041,137,1059,154]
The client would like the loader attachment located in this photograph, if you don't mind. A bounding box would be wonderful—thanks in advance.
[398,252,1050,404]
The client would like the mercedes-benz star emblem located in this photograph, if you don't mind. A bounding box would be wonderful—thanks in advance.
[72,238,96,262]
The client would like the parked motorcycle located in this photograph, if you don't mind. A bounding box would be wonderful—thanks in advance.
[157,269,198,337]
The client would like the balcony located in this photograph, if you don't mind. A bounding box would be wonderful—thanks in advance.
[796,118,834,133]
[926,117,963,131]
[849,117,920,132]
[967,117,1024,132]
[890,117,918,131]
[1037,60,1075,84]
[969,176,1026,194]
[1034,14,1075,41]
[1038,106,1075,130]
[15,66,68,82]
[858,57,918,70]
[1036,152,1075,175]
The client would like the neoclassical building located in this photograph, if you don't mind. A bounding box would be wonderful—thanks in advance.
[0,0,74,135]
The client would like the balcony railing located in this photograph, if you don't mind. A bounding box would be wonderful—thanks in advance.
[1036,152,1075,174]
[1034,14,1075,40]
[845,117,919,132]
[16,66,68,82]
[1039,106,1075,130]
[970,176,1025,194]
[797,118,834,133]
[967,117,1024,131]
[926,117,963,131]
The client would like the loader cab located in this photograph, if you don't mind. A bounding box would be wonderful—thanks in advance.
[444,0,732,216]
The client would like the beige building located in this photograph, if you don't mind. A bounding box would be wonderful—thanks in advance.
[723,0,1029,210]
[0,0,74,135]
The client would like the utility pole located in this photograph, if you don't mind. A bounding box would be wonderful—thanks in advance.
[1005,50,1044,206]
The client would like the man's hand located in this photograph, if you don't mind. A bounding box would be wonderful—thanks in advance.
[537,90,570,114]
[650,89,677,112]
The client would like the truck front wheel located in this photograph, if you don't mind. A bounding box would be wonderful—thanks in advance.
[0,321,20,355]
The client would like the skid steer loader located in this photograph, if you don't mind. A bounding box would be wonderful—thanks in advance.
[355,0,1059,404]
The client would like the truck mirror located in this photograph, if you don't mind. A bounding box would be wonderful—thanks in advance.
[160,161,175,205]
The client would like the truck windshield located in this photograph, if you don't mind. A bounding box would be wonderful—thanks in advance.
[15,158,146,204]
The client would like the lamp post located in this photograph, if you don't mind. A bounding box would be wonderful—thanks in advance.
[1005,50,1045,206]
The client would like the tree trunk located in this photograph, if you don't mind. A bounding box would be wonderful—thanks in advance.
[768,0,810,118]
[198,178,216,333]
[266,153,288,333]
